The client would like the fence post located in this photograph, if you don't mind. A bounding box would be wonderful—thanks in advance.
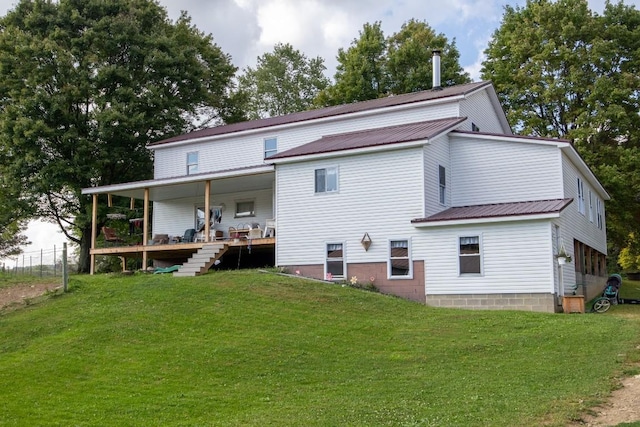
[62,243,68,292]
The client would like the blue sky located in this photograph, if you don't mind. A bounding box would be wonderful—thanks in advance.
[1,0,638,258]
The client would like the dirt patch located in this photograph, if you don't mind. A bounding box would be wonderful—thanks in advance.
[571,373,640,426]
[0,282,61,311]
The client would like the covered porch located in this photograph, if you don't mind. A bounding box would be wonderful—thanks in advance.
[82,165,276,274]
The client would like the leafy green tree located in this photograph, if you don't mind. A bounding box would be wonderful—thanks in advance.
[0,0,238,272]
[387,19,469,94]
[316,22,387,106]
[317,20,470,106]
[0,173,31,258]
[481,0,640,267]
[238,43,330,119]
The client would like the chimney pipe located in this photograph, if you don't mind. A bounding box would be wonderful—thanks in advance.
[432,49,442,90]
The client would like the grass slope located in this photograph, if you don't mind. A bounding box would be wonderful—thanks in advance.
[1,271,639,426]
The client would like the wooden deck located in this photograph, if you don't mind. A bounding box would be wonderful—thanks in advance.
[91,237,275,261]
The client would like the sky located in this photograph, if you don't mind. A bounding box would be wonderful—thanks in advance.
[1,0,638,264]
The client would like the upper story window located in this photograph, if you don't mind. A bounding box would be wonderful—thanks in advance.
[439,165,446,205]
[471,122,480,132]
[187,151,199,175]
[588,190,594,222]
[577,177,585,215]
[389,239,412,278]
[459,236,482,275]
[315,167,338,193]
[264,137,277,158]
[596,198,603,230]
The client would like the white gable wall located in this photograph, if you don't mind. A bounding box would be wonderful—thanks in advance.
[458,90,507,133]
[275,147,424,267]
[450,136,562,206]
[416,220,555,294]
[423,134,451,216]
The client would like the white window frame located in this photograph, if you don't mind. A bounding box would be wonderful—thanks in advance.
[315,167,338,194]
[264,137,277,158]
[388,239,413,279]
[325,242,345,280]
[459,235,482,275]
[577,177,585,215]
[588,190,594,222]
[596,198,603,230]
[438,165,446,205]
[187,151,199,175]
[234,199,255,218]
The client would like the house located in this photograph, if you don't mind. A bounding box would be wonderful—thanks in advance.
[82,60,609,313]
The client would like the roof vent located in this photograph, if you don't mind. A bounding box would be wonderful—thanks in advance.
[432,50,442,90]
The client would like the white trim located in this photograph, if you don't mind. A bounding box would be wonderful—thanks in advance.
[458,233,483,276]
[413,212,562,228]
[387,238,413,280]
[324,241,346,281]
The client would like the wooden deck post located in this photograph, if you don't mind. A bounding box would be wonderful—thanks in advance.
[204,180,211,242]
[90,193,98,275]
[143,188,149,271]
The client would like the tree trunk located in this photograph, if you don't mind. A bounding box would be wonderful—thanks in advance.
[77,223,94,273]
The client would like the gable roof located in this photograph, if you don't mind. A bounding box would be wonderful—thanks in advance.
[149,81,494,147]
[412,199,573,225]
[269,117,466,160]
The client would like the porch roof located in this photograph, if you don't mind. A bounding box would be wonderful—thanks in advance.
[412,198,574,226]
[81,164,274,201]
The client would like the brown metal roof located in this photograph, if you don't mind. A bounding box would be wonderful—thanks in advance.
[270,117,467,159]
[412,199,574,224]
[149,81,492,146]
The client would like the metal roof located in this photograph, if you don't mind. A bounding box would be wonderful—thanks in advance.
[269,117,467,160]
[149,81,492,146]
[412,199,574,224]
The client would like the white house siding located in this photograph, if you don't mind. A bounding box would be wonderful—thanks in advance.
[449,136,562,206]
[275,147,424,269]
[152,188,273,238]
[423,135,451,216]
[417,220,555,295]
[153,101,462,179]
[561,155,607,254]
[458,90,506,133]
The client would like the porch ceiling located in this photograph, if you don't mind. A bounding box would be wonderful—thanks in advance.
[82,166,275,201]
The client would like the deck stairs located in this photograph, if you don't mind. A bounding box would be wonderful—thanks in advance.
[173,243,227,277]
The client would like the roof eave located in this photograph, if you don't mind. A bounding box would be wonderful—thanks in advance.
[411,212,562,227]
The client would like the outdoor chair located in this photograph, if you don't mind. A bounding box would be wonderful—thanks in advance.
[102,226,125,246]
[182,228,196,243]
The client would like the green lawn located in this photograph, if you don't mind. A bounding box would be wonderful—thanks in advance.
[1,271,639,426]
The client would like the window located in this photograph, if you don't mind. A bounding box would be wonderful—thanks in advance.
[195,206,222,231]
[588,190,594,222]
[235,200,255,218]
[459,236,481,274]
[264,137,277,158]
[577,177,585,214]
[187,151,198,175]
[315,167,338,193]
[389,240,412,278]
[472,122,480,132]
[439,165,446,205]
[596,198,603,230]
[325,243,345,280]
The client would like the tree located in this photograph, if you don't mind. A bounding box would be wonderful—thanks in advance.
[0,0,238,272]
[237,43,330,119]
[0,173,31,258]
[481,0,640,267]
[316,22,387,106]
[386,19,469,94]
[317,20,470,106]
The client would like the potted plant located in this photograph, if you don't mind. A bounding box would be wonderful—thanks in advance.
[556,244,572,265]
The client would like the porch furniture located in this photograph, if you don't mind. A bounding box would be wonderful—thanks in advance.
[182,229,196,243]
[263,219,276,237]
[247,227,262,239]
[150,234,169,245]
[195,229,224,242]
[102,226,125,246]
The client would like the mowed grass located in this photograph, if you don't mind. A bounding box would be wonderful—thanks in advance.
[1,271,640,426]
